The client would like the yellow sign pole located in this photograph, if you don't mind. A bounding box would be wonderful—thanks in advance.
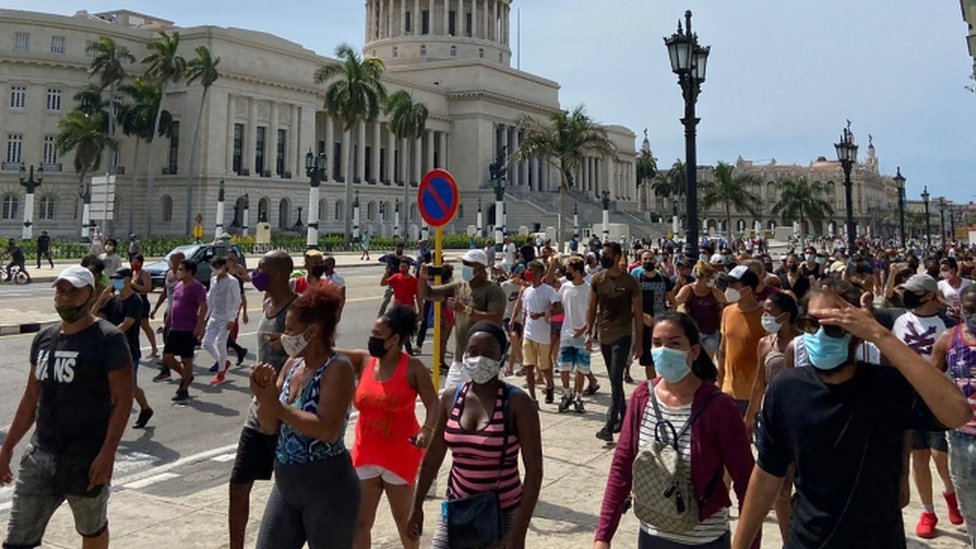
[432,226,443,390]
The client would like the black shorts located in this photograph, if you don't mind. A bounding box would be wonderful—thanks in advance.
[550,321,563,338]
[163,330,196,359]
[504,319,524,338]
[140,295,151,319]
[230,427,279,484]
[911,429,948,452]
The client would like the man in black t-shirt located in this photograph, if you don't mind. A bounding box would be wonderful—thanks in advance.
[732,281,971,549]
[4,238,25,280]
[36,230,53,269]
[1,266,133,549]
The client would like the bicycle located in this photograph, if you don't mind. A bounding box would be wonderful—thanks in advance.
[1,262,32,285]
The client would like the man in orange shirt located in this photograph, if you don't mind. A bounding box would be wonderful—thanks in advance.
[381,259,420,355]
[717,265,765,415]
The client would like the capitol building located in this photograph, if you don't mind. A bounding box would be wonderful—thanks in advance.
[0,3,642,241]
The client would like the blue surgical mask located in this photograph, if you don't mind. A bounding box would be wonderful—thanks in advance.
[652,346,692,383]
[112,279,125,291]
[803,328,852,371]
[461,266,475,282]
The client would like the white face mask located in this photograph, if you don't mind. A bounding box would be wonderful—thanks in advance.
[280,329,311,358]
[725,287,742,304]
[462,355,501,384]
[761,314,783,334]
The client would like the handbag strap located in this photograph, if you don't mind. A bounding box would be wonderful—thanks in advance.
[649,382,719,450]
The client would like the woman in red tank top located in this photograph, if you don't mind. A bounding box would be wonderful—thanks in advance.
[341,307,439,549]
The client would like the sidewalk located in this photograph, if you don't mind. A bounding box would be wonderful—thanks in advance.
[0,351,968,548]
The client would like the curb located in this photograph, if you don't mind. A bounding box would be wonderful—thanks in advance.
[0,320,57,337]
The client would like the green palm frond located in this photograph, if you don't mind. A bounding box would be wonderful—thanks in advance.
[185,46,220,89]
[385,90,429,140]
[316,43,387,130]
[771,177,834,236]
[55,110,115,178]
[141,31,187,85]
[87,36,135,90]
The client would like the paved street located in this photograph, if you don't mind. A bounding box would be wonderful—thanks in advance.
[0,259,971,548]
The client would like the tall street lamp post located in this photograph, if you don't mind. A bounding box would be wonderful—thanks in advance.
[492,175,506,252]
[78,182,92,241]
[214,180,226,238]
[834,123,858,252]
[18,164,43,240]
[921,186,931,249]
[665,10,710,260]
[305,150,326,250]
[939,197,947,243]
[951,206,958,243]
[893,167,906,248]
[601,190,611,243]
[353,191,361,240]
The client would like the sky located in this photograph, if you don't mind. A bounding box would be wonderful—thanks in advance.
[9,0,976,203]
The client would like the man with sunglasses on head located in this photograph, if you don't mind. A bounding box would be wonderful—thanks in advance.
[732,279,972,549]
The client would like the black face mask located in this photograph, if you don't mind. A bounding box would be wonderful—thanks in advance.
[642,262,655,272]
[368,336,389,358]
[788,264,798,273]
[310,265,326,278]
[902,291,927,310]
[600,256,615,269]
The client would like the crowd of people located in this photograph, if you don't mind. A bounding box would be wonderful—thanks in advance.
[4,231,976,548]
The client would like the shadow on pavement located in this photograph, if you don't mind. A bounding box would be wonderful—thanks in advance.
[118,426,181,464]
[530,500,599,536]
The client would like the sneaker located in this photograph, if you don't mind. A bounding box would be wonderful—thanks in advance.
[916,511,938,539]
[544,386,554,404]
[595,428,614,442]
[133,408,154,429]
[584,383,600,396]
[209,362,219,373]
[172,389,189,402]
[558,392,572,413]
[574,397,586,414]
[236,347,248,365]
[152,368,171,382]
[210,372,227,386]
[945,492,964,525]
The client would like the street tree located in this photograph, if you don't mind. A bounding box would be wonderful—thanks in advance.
[86,36,134,185]
[183,45,221,234]
[55,110,115,195]
[384,90,428,234]
[700,161,761,238]
[771,176,834,245]
[635,140,657,213]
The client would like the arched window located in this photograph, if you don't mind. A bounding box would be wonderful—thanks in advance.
[393,46,399,58]
[278,198,291,229]
[382,201,392,221]
[334,200,344,221]
[478,48,484,58]
[160,195,173,222]
[38,195,55,220]
[317,199,326,222]
[367,201,376,221]
[450,45,457,57]
[766,181,777,201]
[499,52,503,62]
[258,197,270,223]
[2,195,18,220]
[420,45,427,56]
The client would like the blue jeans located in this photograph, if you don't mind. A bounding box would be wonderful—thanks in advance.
[600,336,632,433]
[949,430,976,548]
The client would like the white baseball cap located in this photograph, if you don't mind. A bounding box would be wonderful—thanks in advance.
[461,249,489,266]
[54,265,95,292]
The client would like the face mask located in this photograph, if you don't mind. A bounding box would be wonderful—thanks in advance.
[642,262,655,272]
[251,271,271,292]
[761,314,783,334]
[788,264,798,273]
[725,287,741,303]
[112,279,125,291]
[280,329,311,358]
[805,254,815,262]
[965,314,976,337]
[816,257,827,266]
[600,256,615,269]
[803,328,852,371]
[310,265,326,279]
[652,346,692,383]
[56,297,91,324]
[132,264,142,272]
[104,245,115,253]
[463,355,501,384]
[524,271,534,283]
[902,291,926,310]
[706,277,716,288]
[461,266,475,282]
[368,336,389,358]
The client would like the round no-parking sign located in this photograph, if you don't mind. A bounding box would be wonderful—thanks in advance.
[418,169,460,227]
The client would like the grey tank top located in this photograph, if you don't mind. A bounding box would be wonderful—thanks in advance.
[245,295,296,432]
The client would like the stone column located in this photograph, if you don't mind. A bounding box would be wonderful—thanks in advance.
[356,120,366,182]
[444,0,450,35]
[341,129,351,182]
[324,116,334,182]
[429,0,435,34]
[372,121,381,183]
[426,130,435,172]
[502,3,508,44]
[414,135,422,184]
[225,95,234,172]
[387,124,396,183]
[509,128,519,186]
[414,0,420,34]
[268,102,279,176]
[438,131,448,170]
[472,0,477,38]
[400,0,407,36]
[379,0,385,38]
[366,0,372,43]
[246,98,257,174]
[289,105,299,176]
[400,138,409,184]
[388,0,395,37]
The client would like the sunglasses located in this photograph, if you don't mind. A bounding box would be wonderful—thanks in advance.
[797,314,847,338]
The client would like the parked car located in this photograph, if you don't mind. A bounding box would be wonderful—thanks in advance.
[145,243,247,290]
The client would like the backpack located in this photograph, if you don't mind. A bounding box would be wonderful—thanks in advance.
[631,384,717,534]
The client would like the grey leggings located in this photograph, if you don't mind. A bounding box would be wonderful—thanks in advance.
[255,452,361,549]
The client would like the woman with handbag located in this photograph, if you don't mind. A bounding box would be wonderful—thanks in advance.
[594,312,757,549]
[407,321,543,548]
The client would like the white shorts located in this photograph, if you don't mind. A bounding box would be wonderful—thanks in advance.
[355,465,409,485]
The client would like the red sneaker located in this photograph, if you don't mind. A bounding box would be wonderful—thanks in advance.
[916,511,938,539]
[945,492,965,525]
[210,372,226,386]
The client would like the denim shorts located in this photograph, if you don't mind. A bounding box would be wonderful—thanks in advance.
[948,430,976,547]
[557,345,591,374]
[3,446,110,547]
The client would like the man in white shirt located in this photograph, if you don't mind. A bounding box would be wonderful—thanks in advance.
[204,257,242,385]
[557,256,590,413]
[938,257,973,322]
[892,273,961,538]
[500,265,526,376]
[519,260,562,405]
[502,237,517,273]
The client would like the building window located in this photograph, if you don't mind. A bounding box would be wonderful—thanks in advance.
[449,11,456,35]
[2,195,18,220]
[42,136,57,165]
[38,195,55,220]
[393,46,398,58]
[46,88,62,112]
[9,86,26,109]
[6,134,23,164]
[365,146,372,181]
[466,13,472,37]
[333,142,342,180]
[479,48,484,58]
[276,129,286,175]
[233,123,244,174]
[420,44,427,56]
[258,197,270,222]
[161,195,173,221]
[85,40,97,58]
[277,198,290,229]
[14,32,29,51]
[422,10,430,34]
[499,52,504,62]
[167,121,179,174]
[367,201,376,221]
[51,36,65,55]
[450,45,457,57]
[334,200,344,221]
[255,126,266,175]
[318,199,326,221]
[405,10,412,33]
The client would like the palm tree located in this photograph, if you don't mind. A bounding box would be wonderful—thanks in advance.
[635,142,657,212]
[118,78,174,235]
[384,90,428,235]
[651,159,685,220]
[700,161,761,237]
[314,43,387,241]
[771,176,834,245]
[87,36,134,205]
[510,105,615,248]
[183,45,221,234]
[141,31,186,236]
[73,85,110,117]
[55,110,115,193]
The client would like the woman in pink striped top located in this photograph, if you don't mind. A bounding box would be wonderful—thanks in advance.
[407,321,543,548]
